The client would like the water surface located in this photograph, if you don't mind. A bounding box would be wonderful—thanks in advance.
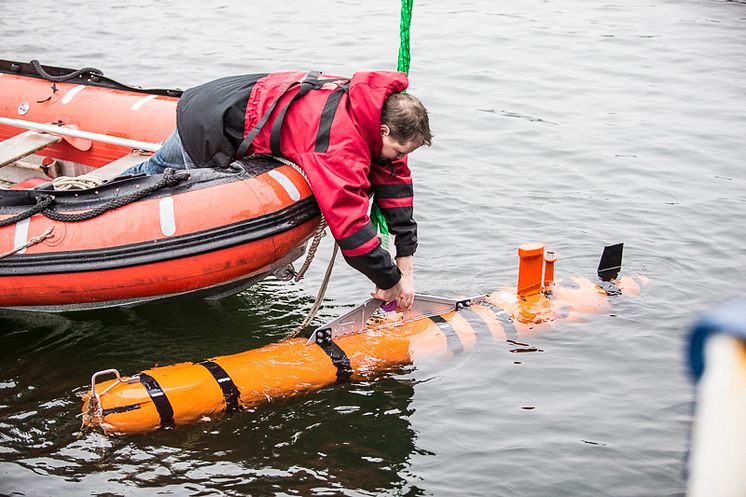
[1,1,745,495]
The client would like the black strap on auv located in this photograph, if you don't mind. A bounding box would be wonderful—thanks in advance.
[102,403,142,417]
[139,373,175,429]
[458,307,493,348]
[199,360,241,414]
[314,331,353,382]
[429,315,465,354]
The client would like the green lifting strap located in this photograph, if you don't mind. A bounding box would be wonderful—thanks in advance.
[370,203,389,238]
[397,0,413,78]
[371,0,413,244]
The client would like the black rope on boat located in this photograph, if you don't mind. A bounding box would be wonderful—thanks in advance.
[0,195,54,227]
[30,59,104,82]
[0,168,189,226]
[41,168,190,223]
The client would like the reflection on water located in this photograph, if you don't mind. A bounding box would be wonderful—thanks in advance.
[2,379,422,496]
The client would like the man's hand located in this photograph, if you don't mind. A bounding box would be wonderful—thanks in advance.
[370,256,415,312]
[394,255,414,311]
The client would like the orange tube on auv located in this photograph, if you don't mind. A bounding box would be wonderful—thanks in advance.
[81,243,643,435]
[82,301,509,435]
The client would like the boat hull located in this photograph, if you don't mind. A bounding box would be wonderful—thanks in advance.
[0,160,320,311]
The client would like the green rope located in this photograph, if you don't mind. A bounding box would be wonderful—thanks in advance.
[372,0,413,245]
[397,0,413,76]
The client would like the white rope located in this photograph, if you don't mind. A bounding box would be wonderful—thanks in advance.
[286,242,339,338]
[50,175,106,191]
[0,226,54,259]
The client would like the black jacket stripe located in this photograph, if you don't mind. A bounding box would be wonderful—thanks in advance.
[139,373,175,429]
[373,205,417,256]
[372,183,414,199]
[199,361,241,414]
[429,315,465,354]
[337,221,378,250]
[315,86,348,153]
[343,247,400,291]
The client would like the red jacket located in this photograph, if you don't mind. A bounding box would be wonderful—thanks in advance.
[177,71,417,289]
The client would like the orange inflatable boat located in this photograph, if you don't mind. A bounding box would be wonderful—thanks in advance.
[82,243,643,435]
[0,60,320,310]
[0,59,178,169]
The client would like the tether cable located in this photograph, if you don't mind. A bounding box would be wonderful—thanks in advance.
[0,195,54,227]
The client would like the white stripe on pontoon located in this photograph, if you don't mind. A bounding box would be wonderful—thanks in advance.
[61,85,86,104]
[159,197,176,236]
[268,170,300,201]
[13,218,30,254]
[131,95,157,111]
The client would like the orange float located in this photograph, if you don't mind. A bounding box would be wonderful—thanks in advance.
[81,243,643,435]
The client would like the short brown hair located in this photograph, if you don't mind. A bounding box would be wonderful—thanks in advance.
[381,93,432,147]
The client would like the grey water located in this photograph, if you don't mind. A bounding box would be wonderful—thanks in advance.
[1,0,745,495]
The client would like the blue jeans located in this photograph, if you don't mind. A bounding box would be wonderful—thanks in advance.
[123,130,196,175]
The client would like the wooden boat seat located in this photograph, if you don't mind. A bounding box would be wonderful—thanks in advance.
[0,131,61,168]
[80,152,149,181]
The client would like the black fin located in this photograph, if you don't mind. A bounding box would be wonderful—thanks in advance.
[597,243,623,282]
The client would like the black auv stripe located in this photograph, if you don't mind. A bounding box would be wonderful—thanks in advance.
[139,373,175,429]
[458,307,492,347]
[316,339,353,382]
[102,403,142,417]
[429,315,464,354]
[315,86,347,153]
[484,305,518,339]
[199,360,241,414]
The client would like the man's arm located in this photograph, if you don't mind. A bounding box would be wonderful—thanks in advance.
[370,157,418,258]
[298,152,402,290]
[369,157,418,310]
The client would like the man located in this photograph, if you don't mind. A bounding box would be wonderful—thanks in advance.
[125,70,432,311]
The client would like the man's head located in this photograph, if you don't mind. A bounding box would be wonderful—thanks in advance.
[379,93,432,162]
